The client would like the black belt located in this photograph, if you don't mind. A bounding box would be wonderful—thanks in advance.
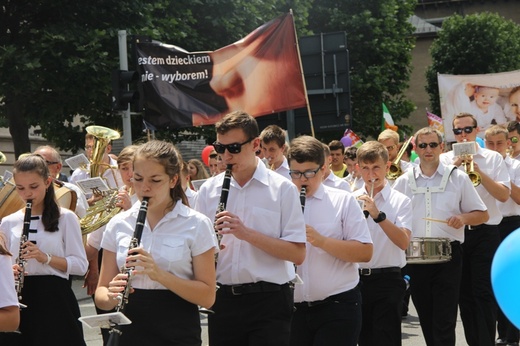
[294,290,352,308]
[359,267,401,276]
[218,281,288,296]
[502,215,520,223]
[467,224,497,230]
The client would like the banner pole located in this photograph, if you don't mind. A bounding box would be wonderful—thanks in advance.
[118,30,132,146]
[290,9,315,138]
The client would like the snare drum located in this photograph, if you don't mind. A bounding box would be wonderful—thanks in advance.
[406,237,452,264]
[0,178,24,220]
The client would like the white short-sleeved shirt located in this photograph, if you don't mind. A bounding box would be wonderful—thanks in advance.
[0,253,18,308]
[498,156,520,217]
[273,156,291,180]
[441,146,510,225]
[101,201,217,290]
[353,183,412,269]
[323,172,352,192]
[1,208,88,278]
[344,175,364,192]
[184,186,198,208]
[63,182,89,218]
[194,158,306,285]
[393,163,487,242]
[294,184,372,303]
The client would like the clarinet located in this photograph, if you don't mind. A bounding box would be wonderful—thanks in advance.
[215,164,233,251]
[107,197,149,346]
[14,200,32,302]
[299,186,307,213]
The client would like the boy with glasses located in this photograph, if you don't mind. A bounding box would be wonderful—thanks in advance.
[195,111,306,346]
[287,135,372,346]
[394,126,488,346]
[353,141,412,346]
[440,113,510,346]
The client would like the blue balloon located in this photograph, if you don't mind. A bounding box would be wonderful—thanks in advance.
[491,228,520,329]
[476,136,485,148]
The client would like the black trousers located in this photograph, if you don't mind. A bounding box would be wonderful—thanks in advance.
[460,225,500,346]
[496,217,520,343]
[358,271,405,346]
[408,241,462,346]
[291,286,362,346]
[209,283,294,346]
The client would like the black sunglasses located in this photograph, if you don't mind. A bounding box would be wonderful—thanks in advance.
[213,138,253,154]
[417,142,440,149]
[453,126,476,135]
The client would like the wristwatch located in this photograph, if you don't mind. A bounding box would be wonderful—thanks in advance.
[373,211,386,223]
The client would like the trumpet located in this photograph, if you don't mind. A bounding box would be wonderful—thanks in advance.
[386,136,413,180]
[461,155,481,187]
[15,200,32,302]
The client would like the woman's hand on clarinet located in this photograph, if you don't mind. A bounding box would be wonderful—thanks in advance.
[107,272,130,300]
[21,241,47,264]
[127,248,165,282]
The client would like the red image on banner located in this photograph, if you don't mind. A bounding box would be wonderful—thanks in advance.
[136,13,307,129]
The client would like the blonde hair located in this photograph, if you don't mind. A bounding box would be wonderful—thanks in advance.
[378,129,399,145]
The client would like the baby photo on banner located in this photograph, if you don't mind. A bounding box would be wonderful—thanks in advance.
[438,70,520,142]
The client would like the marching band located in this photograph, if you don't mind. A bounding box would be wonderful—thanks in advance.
[1,110,520,346]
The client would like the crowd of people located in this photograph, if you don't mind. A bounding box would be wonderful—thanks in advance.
[0,108,519,346]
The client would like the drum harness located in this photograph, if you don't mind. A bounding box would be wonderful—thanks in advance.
[407,165,457,237]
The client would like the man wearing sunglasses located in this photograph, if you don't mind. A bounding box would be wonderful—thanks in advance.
[394,126,489,346]
[194,111,306,346]
[440,113,510,346]
[377,129,414,184]
[507,121,520,160]
[484,125,520,346]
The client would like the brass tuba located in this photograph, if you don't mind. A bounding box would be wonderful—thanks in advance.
[80,126,122,235]
[386,136,413,181]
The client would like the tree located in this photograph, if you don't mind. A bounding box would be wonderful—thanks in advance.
[0,0,313,156]
[426,12,520,116]
[308,0,417,139]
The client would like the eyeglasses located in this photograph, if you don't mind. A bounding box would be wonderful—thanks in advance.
[213,138,253,154]
[509,136,519,144]
[289,167,321,179]
[45,160,60,165]
[85,145,94,150]
[386,145,397,151]
[453,126,476,135]
[417,142,440,149]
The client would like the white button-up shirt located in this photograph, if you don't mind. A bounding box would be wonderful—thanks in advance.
[101,201,217,290]
[353,183,412,269]
[1,208,88,278]
[440,146,510,225]
[323,171,352,192]
[393,163,487,242]
[195,158,306,285]
[498,155,520,217]
[294,184,372,303]
[0,254,19,308]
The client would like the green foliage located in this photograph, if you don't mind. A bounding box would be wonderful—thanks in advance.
[308,0,417,140]
[426,12,520,115]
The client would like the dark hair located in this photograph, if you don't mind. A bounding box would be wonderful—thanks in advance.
[13,155,60,232]
[260,125,286,148]
[507,120,520,133]
[134,140,188,208]
[215,111,259,140]
[344,146,358,161]
[328,140,345,153]
[399,141,413,158]
[288,135,325,167]
[356,141,389,163]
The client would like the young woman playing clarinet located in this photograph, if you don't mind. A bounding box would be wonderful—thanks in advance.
[0,233,19,332]
[0,154,88,345]
[95,140,217,346]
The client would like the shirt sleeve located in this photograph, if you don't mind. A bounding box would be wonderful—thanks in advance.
[0,255,18,308]
[61,209,88,276]
[191,213,218,257]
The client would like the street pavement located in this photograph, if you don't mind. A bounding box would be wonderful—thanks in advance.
[73,277,467,346]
